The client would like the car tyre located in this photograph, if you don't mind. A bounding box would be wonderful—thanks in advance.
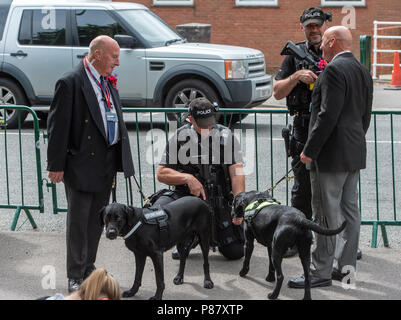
[0,78,28,129]
[165,79,221,125]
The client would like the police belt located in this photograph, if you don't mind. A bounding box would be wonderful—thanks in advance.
[244,199,280,221]
[124,207,169,242]
[294,110,311,119]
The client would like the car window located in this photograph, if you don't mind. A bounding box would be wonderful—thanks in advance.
[75,10,129,47]
[18,9,67,46]
[117,9,183,47]
[0,0,12,41]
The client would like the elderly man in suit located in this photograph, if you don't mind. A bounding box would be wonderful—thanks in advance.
[288,26,373,289]
[47,35,135,292]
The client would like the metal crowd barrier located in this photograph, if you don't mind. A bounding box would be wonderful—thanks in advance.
[1,107,400,248]
[0,105,44,230]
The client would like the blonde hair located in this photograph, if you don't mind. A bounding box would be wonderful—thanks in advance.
[78,268,121,300]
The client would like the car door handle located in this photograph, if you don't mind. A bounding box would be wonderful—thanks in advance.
[10,50,28,57]
[76,52,88,59]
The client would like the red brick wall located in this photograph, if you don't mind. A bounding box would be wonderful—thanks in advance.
[117,0,401,75]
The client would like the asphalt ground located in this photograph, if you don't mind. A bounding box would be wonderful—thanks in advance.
[1,230,400,301]
[0,82,400,301]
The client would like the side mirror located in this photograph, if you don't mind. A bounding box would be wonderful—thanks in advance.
[114,35,137,49]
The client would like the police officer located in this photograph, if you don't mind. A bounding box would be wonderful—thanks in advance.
[155,97,245,260]
[273,7,330,256]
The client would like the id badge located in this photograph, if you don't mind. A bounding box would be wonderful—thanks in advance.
[106,112,117,123]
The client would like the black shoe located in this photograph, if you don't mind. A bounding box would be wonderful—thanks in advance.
[68,278,83,293]
[331,268,352,283]
[357,248,362,260]
[287,275,332,289]
[172,248,180,260]
[84,266,96,280]
[283,246,298,258]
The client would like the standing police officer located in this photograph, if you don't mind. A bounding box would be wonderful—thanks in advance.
[273,7,330,256]
[155,97,245,260]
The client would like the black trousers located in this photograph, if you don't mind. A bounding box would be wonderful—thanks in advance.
[291,115,312,220]
[64,181,112,279]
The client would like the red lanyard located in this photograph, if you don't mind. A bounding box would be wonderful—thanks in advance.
[84,58,111,109]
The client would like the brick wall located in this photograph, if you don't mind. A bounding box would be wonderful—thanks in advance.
[117,0,401,75]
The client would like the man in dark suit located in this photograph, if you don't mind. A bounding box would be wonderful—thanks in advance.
[288,26,373,289]
[47,35,135,292]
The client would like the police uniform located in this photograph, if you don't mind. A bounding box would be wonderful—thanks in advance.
[275,41,323,220]
[156,122,245,260]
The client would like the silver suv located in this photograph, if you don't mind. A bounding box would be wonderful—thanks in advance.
[0,0,273,128]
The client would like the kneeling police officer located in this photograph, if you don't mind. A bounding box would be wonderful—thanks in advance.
[155,97,245,260]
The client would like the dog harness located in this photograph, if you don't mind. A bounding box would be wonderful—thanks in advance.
[124,207,169,241]
[243,198,280,220]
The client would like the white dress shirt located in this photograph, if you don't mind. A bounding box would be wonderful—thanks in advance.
[84,58,119,145]
[331,50,352,62]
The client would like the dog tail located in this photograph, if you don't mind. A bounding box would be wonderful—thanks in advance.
[298,219,347,236]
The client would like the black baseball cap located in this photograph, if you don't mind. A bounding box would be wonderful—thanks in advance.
[300,7,331,27]
[188,97,217,128]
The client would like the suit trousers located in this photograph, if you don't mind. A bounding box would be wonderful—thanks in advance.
[64,181,112,279]
[309,169,360,279]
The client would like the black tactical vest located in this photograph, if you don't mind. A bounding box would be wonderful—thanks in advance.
[286,41,322,115]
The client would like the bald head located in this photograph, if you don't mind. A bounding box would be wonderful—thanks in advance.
[87,35,120,76]
[326,26,353,50]
[89,35,119,56]
[320,26,353,62]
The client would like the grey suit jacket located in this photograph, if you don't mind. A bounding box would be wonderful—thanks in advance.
[303,52,373,172]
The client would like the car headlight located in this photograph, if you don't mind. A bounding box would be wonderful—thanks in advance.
[225,60,247,79]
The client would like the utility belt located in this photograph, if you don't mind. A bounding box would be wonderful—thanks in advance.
[288,106,310,117]
[294,110,311,119]
[282,123,306,158]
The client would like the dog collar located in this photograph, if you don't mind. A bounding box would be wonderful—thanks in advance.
[123,221,143,240]
[244,199,279,220]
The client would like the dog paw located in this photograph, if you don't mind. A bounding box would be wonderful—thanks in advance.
[122,289,137,298]
[239,267,249,277]
[265,273,276,282]
[267,292,278,300]
[173,276,184,285]
[204,280,214,289]
[149,296,162,300]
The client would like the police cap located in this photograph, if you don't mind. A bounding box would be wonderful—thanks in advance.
[300,7,332,27]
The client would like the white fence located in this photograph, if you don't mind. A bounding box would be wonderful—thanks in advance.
[373,21,401,79]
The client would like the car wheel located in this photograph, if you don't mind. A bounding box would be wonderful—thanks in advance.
[165,79,221,125]
[0,78,28,129]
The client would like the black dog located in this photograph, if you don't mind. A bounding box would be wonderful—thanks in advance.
[233,190,346,300]
[101,196,214,300]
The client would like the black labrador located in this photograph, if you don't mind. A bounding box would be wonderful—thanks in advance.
[101,196,214,300]
[233,190,346,300]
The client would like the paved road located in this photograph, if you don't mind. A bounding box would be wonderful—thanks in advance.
[1,230,400,300]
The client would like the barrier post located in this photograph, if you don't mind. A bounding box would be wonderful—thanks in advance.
[0,105,44,230]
